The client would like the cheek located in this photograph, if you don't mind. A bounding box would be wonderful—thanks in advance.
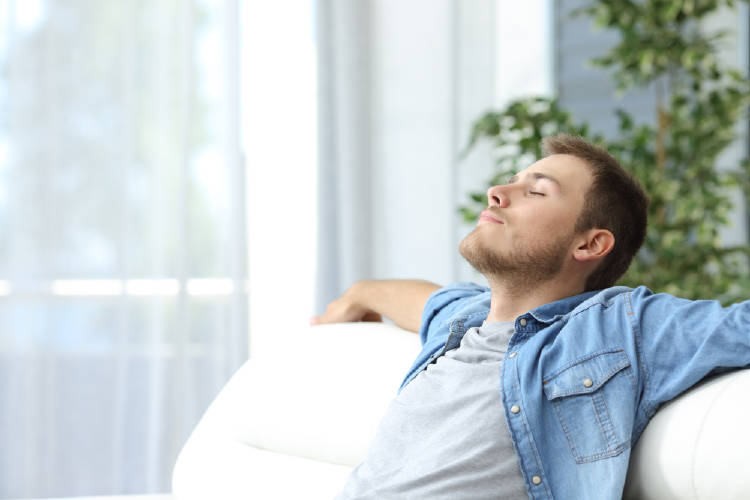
[523,208,577,234]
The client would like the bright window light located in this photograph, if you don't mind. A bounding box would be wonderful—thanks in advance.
[15,0,45,33]
[186,278,234,296]
[125,279,180,296]
[51,279,123,296]
[37,278,238,297]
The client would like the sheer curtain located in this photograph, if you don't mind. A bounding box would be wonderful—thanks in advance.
[0,0,246,497]
[314,0,373,311]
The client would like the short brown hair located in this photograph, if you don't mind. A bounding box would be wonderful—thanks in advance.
[542,134,649,291]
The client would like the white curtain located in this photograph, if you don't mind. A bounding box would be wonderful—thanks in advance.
[314,0,374,312]
[0,0,246,497]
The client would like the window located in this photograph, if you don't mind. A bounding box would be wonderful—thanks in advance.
[0,0,246,496]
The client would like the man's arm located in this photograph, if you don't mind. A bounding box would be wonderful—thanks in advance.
[310,279,441,333]
[628,286,750,409]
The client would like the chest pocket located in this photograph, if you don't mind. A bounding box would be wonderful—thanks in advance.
[543,349,635,464]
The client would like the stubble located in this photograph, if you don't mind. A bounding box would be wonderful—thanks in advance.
[459,226,572,287]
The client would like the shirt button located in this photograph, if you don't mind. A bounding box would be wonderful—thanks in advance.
[532,475,542,485]
[510,405,520,414]
[583,378,593,388]
[519,318,527,327]
[508,352,517,358]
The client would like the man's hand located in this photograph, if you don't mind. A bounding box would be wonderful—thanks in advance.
[310,279,441,333]
[311,281,384,324]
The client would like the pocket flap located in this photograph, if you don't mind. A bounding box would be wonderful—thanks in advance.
[543,350,631,400]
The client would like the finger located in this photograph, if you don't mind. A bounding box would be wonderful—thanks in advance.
[362,311,383,322]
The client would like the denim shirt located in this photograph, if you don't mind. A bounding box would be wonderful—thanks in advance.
[398,282,750,500]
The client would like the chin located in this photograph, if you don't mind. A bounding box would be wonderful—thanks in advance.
[458,229,478,260]
[459,229,497,273]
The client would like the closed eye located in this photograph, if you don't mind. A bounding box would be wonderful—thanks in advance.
[529,191,545,196]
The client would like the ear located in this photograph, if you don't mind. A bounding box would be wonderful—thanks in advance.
[573,229,615,263]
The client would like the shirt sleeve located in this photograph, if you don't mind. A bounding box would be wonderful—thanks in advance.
[417,282,489,345]
[629,286,750,414]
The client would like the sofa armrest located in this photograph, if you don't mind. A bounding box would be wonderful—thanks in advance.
[172,431,352,500]
[172,322,420,499]
[624,368,750,500]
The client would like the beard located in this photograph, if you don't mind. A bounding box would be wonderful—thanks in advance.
[459,226,573,286]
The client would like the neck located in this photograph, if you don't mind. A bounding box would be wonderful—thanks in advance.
[485,273,585,322]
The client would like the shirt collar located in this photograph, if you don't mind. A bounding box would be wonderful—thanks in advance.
[527,289,602,324]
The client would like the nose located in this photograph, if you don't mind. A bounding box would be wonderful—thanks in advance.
[487,184,510,208]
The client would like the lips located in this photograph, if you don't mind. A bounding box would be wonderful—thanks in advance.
[479,210,503,225]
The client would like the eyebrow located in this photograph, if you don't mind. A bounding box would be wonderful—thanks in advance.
[507,172,562,188]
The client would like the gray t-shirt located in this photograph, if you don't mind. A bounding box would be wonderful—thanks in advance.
[335,321,528,499]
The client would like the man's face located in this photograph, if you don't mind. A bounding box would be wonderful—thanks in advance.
[459,154,594,283]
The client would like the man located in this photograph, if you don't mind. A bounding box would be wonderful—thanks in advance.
[311,134,750,499]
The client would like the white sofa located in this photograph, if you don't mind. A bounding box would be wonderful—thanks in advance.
[172,322,750,500]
